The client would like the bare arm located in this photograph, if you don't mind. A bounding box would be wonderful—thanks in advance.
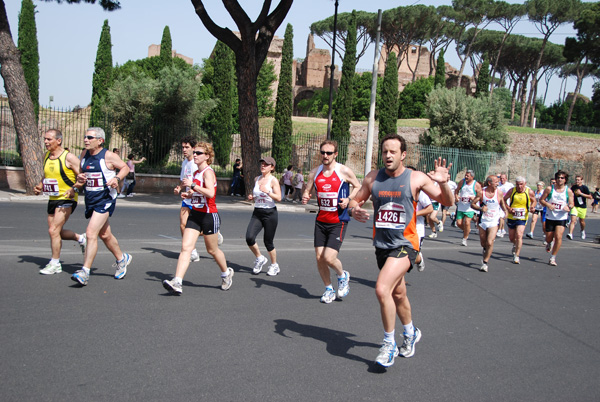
[470,187,485,212]
[417,203,433,217]
[528,188,537,211]
[188,170,216,199]
[105,151,129,189]
[348,170,377,223]
[301,168,317,204]
[423,157,454,206]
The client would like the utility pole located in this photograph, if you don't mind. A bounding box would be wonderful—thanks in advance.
[326,0,339,140]
[364,10,382,176]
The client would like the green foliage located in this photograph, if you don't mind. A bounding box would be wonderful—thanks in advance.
[106,65,215,166]
[490,87,514,119]
[160,26,173,67]
[257,61,276,118]
[352,72,373,121]
[378,51,399,139]
[475,56,490,98]
[17,0,39,119]
[296,88,332,118]
[434,49,446,89]
[421,87,509,153]
[273,24,294,171]
[114,56,195,81]
[540,98,595,127]
[90,19,113,143]
[398,76,434,119]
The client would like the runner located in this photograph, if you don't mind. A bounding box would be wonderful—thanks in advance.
[440,173,457,231]
[163,142,233,294]
[504,177,537,264]
[471,175,507,272]
[539,171,574,266]
[567,175,592,240]
[301,140,361,304]
[34,129,87,275]
[526,181,545,239]
[71,127,132,286]
[426,188,441,239]
[415,185,433,272]
[455,170,481,246]
[497,173,514,237]
[348,134,454,367]
[246,156,282,276]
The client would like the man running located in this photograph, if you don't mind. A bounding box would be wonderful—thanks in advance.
[349,134,454,367]
[470,175,507,272]
[440,173,457,231]
[302,140,361,304]
[497,173,514,237]
[540,171,574,266]
[504,177,536,264]
[71,127,132,286]
[455,170,481,246]
[567,175,592,240]
[34,129,87,275]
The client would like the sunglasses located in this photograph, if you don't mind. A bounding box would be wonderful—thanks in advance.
[85,135,97,140]
[193,151,205,156]
[320,151,334,156]
[556,177,566,180]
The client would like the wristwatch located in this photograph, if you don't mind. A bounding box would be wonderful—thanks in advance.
[115,176,121,182]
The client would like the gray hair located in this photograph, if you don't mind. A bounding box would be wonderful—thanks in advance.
[87,127,106,140]
[45,128,62,140]
[515,176,526,183]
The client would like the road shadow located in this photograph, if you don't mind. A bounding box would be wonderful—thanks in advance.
[250,277,315,299]
[142,247,181,260]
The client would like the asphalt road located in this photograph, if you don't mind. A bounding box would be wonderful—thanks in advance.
[1,198,599,401]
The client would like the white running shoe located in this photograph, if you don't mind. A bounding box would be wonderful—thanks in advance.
[513,255,520,264]
[266,263,280,276]
[218,231,224,245]
[375,341,399,367]
[428,232,437,239]
[437,222,444,232]
[566,233,573,240]
[117,194,126,198]
[163,279,182,295]
[337,271,350,298]
[79,234,87,255]
[114,253,131,279]
[252,255,268,274]
[417,253,425,272]
[549,257,557,266]
[221,267,234,290]
[461,238,468,246]
[320,288,336,304]
[190,249,200,262]
[40,262,62,275]
[480,262,488,272]
[581,231,586,240]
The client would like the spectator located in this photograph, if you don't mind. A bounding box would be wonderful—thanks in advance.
[282,165,294,202]
[592,187,600,213]
[230,158,244,197]
[118,154,146,198]
[292,168,304,203]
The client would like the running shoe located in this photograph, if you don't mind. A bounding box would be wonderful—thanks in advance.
[566,233,573,240]
[114,253,131,279]
[461,238,468,247]
[546,241,553,253]
[252,255,268,274]
[512,244,516,256]
[549,257,557,266]
[162,279,182,295]
[437,222,444,232]
[399,327,422,358]
[581,231,586,240]
[375,341,399,367]
[79,234,87,255]
[513,255,520,264]
[320,288,336,304]
[266,263,280,276]
[117,194,126,198]
[526,232,533,239]
[221,267,234,290]
[218,231,224,245]
[480,262,488,272]
[40,262,62,275]
[337,271,350,298]
[71,269,89,286]
[190,249,200,262]
[428,232,437,239]
[417,253,425,272]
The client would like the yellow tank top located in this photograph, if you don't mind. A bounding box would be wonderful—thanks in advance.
[507,188,530,221]
[43,150,78,201]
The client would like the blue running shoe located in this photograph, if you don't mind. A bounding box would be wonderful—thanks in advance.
[376,341,399,367]
[337,270,350,298]
[114,253,131,279]
[399,327,421,358]
[71,269,89,286]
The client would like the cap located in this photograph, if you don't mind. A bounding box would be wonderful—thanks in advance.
[260,156,276,167]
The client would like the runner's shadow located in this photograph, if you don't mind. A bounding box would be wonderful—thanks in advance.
[273,318,384,372]
[142,247,181,260]
[251,278,315,299]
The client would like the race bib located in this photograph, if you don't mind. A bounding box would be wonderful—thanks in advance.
[551,202,563,211]
[375,202,406,229]
[42,178,59,196]
[512,208,526,219]
[318,191,338,212]
[460,196,471,203]
[191,192,205,208]
[577,197,583,205]
[85,172,104,192]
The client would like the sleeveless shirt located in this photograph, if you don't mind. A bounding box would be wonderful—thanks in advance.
[314,164,350,223]
[43,150,78,202]
[479,187,501,224]
[546,186,569,221]
[457,180,477,213]
[190,166,218,213]
[253,176,276,209]
[81,148,116,205]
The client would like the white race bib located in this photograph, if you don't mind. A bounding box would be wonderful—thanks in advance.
[375,202,406,230]
[512,208,526,219]
[85,172,104,192]
[318,191,338,212]
[42,178,59,196]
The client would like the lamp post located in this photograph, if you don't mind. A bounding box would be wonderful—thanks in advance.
[326,0,339,140]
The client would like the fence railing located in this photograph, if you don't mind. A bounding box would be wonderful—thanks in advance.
[507,120,600,135]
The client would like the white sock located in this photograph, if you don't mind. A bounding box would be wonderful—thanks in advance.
[174,277,183,285]
[383,330,395,344]
[50,258,60,265]
[82,267,90,274]
[78,235,85,244]
[403,322,415,336]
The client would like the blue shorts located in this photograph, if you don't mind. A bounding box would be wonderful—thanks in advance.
[85,199,116,219]
[181,200,193,210]
[506,219,526,229]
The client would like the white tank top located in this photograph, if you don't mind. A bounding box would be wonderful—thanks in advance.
[480,187,501,223]
[546,186,569,221]
[253,176,276,209]
[457,180,476,213]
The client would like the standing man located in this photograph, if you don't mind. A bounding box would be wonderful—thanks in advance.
[470,175,507,272]
[497,173,514,237]
[71,127,132,286]
[34,129,87,275]
[540,171,574,266]
[349,134,454,367]
[504,177,536,264]
[302,140,361,304]
[567,175,592,240]
[455,170,481,246]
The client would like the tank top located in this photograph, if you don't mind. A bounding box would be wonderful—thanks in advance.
[507,187,531,221]
[479,187,501,224]
[190,166,218,213]
[546,186,569,221]
[43,150,78,202]
[253,176,276,209]
[372,168,419,251]
[180,158,198,207]
[534,190,544,211]
[81,148,116,205]
[457,180,476,213]
[314,164,351,223]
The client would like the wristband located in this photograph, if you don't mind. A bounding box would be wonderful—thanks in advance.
[115,176,121,182]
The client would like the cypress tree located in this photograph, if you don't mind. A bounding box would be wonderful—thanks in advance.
[330,10,357,164]
[475,55,490,98]
[434,49,446,89]
[160,26,173,67]
[90,19,113,143]
[17,0,39,120]
[378,51,399,140]
[272,23,294,171]
[205,41,234,166]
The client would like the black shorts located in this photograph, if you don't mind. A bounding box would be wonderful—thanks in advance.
[47,199,77,215]
[185,209,220,235]
[545,219,567,232]
[314,220,348,251]
[506,219,526,229]
[375,246,418,272]
[533,210,542,215]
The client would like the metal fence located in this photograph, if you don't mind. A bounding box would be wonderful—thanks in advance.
[507,120,600,135]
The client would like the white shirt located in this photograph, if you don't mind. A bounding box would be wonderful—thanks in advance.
[180,158,198,207]
[416,191,432,239]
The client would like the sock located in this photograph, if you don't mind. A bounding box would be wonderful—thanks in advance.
[337,273,344,279]
[82,267,90,275]
[325,285,334,291]
[78,235,85,244]
[384,330,395,344]
[50,258,60,265]
[220,272,228,278]
[174,277,183,285]
[403,322,415,336]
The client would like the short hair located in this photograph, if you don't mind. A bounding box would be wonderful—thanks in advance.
[486,175,496,186]
[537,181,545,187]
[128,153,134,160]
[380,133,407,153]
[87,127,105,141]
[45,128,62,140]
[515,176,526,183]
[196,142,214,165]
[112,148,119,153]
[320,140,338,153]
[181,136,197,148]
[466,169,474,176]
[287,165,293,171]
[555,170,569,182]
[575,175,583,180]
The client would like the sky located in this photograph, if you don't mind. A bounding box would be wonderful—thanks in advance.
[2,0,595,109]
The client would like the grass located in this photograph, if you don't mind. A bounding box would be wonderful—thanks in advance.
[505,125,600,139]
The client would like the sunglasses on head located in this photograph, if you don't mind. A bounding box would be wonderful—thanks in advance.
[193,151,205,156]
[320,151,334,156]
[85,135,97,140]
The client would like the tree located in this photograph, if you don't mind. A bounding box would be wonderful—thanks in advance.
[159,25,173,67]
[475,55,490,98]
[272,23,293,171]
[434,49,446,88]
[378,51,399,140]
[192,0,293,194]
[398,77,434,119]
[330,10,357,164]
[90,19,113,142]
[256,61,276,118]
[17,0,38,120]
